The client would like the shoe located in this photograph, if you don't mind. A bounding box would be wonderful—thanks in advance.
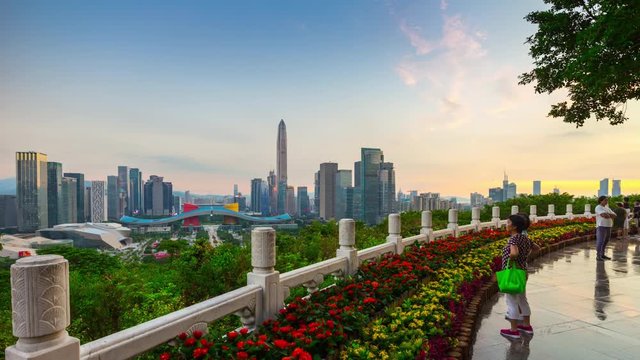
[517,325,534,335]
[596,256,605,261]
[602,255,611,260]
[500,328,521,339]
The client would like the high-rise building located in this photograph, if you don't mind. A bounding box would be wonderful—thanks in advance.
[16,151,48,232]
[90,181,106,223]
[107,176,118,221]
[0,195,18,229]
[60,177,77,224]
[470,192,486,207]
[354,161,361,188]
[185,190,192,204]
[84,186,92,222]
[488,187,503,203]
[361,148,383,225]
[117,166,130,217]
[250,178,264,213]
[267,171,277,215]
[234,184,239,197]
[129,168,143,215]
[506,183,517,200]
[612,179,621,197]
[314,171,320,215]
[297,186,310,217]
[553,186,560,195]
[173,195,182,214]
[335,170,352,220]
[286,186,296,215]
[63,173,85,223]
[533,180,541,195]
[379,162,396,217]
[47,162,63,226]
[319,163,338,220]
[598,178,609,197]
[144,175,173,216]
[277,120,288,214]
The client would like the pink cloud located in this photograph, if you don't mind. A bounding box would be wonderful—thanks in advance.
[399,20,435,55]
[440,0,448,11]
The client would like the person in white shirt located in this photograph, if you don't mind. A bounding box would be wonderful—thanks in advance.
[595,196,617,261]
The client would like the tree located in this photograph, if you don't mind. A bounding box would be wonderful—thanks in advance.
[519,0,640,127]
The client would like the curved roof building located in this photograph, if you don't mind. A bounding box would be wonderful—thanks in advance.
[119,205,292,226]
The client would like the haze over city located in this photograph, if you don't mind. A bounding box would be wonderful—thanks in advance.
[1,0,639,197]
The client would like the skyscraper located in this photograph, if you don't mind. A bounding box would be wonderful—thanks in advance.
[129,168,143,215]
[297,186,310,216]
[84,186,92,222]
[612,179,621,196]
[335,170,352,220]
[488,187,503,203]
[267,170,277,215]
[533,180,541,195]
[144,175,173,216]
[251,178,263,212]
[379,162,396,217]
[234,184,238,197]
[0,195,18,229]
[314,171,320,215]
[60,177,77,224]
[16,151,48,232]
[277,120,287,214]
[117,166,130,217]
[107,176,118,221]
[361,148,383,225]
[598,178,609,197]
[64,173,85,223]
[47,162,63,226]
[319,163,338,220]
[90,180,106,223]
[286,186,296,215]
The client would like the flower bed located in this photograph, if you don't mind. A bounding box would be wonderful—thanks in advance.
[162,219,595,360]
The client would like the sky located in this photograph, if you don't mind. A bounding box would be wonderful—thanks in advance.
[1,0,639,198]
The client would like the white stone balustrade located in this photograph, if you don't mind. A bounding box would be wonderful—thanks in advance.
[548,204,556,219]
[6,203,595,360]
[511,205,519,215]
[566,204,574,219]
[584,204,592,218]
[530,205,537,223]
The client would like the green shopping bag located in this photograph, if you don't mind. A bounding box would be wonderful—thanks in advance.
[496,260,526,294]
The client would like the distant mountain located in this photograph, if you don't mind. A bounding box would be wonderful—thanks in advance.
[0,178,16,195]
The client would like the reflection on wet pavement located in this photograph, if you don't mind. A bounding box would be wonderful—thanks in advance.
[471,234,640,360]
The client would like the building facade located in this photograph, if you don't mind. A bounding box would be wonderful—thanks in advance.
[361,148,383,225]
[612,179,621,197]
[297,186,310,217]
[0,195,17,229]
[335,169,352,220]
[64,173,85,223]
[107,175,119,221]
[60,177,77,224]
[533,180,541,195]
[286,186,296,216]
[319,163,338,220]
[117,166,130,217]
[276,120,287,214]
[379,162,396,218]
[16,151,48,232]
[47,162,63,227]
[90,181,106,223]
[129,168,143,215]
[598,178,609,197]
[144,175,173,216]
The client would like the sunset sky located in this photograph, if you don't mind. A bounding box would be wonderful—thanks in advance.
[1,0,639,197]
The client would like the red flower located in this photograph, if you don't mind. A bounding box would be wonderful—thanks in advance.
[193,347,208,359]
[236,341,245,350]
[237,351,249,359]
[184,337,196,347]
[178,333,188,341]
[193,330,203,339]
[274,339,290,349]
[199,339,208,347]
[286,314,297,322]
[160,353,171,360]
[363,297,376,304]
[240,327,249,335]
[227,331,239,340]
[371,281,379,289]
[292,347,313,360]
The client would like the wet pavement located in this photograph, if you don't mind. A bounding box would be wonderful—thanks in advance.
[471,234,640,360]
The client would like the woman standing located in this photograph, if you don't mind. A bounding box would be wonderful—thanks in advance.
[500,214,534,339]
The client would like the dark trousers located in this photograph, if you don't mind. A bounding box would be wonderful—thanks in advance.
[596,226,611,257]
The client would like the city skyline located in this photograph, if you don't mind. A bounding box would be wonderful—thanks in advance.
[2,1,640,197]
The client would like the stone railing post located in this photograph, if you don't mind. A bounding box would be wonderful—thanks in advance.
[470,207,481,231]
[566,204,574,219]
[336,219,358,276]
[511,205,519,215]
[448,209,458,237]
[6,255,80,360]
[247,227,280,326]
[491,206,500,228]
[386,214,403,254]
[584,204,592,218]
[548,204,555,219]
[530,205,537,223]
[420,210,434,242]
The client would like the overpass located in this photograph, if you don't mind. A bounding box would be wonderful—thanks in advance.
[119,205,292,226]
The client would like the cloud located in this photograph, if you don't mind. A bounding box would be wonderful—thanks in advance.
[399,20,435,55]
[440,0,448,11]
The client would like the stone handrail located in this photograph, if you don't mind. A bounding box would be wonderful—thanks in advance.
[5,204,594,360]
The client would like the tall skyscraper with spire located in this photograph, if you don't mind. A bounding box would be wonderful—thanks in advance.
[277,119,287,214]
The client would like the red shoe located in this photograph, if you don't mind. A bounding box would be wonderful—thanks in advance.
[500,328,521,339]
[517,325,534,334]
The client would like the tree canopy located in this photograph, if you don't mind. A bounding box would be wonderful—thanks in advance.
[519,0,640,127]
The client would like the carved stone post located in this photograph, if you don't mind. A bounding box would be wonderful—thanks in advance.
[511,205,519,215]
[386,214,403,254]
[492,206,501,228]
[584,204,592,218]
[247,227,280,326]
[336,219,358,276]
[448,209,459,237]
[530,205,537,223]
[420,211,433,242]
[566,204,574,220]
[548,204,555,219]
[6,255,80,360]
[470,207,481,232]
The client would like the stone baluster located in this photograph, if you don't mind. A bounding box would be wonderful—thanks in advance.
[548,204,556,219]
[566,204,574,220]
[6,255,80,360]
[530,205,537,223]
[470,207,481,231]
[584,204,592,218]
[336,219,358,276]
[420,211,434,242]
[511,205,519,215]
[246,227,280,326]
[448,209,459,237]
[386,214,403,254]
[492,206,501,228]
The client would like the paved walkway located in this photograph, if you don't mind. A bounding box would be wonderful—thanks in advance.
[472,234,640,360]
